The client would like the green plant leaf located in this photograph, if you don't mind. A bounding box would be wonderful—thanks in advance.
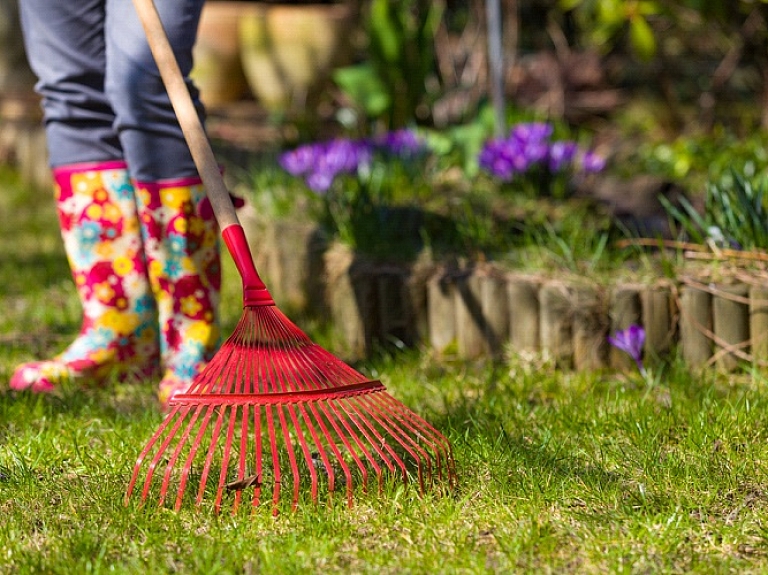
[597,0,625,26]
[658,194,706,244]
[637,0,661,15]
[370,0,402,64]
[590,22,619,49]
[559,0,585,10]
[333,64,391,118]
[629,15,656,60]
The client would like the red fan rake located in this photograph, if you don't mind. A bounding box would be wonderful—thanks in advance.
[125,0,455,514]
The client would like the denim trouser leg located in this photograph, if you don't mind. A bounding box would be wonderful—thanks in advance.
[19,0,205,181]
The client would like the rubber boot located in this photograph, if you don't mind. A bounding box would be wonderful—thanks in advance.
[10,161,160,392]
[135,178,221,408]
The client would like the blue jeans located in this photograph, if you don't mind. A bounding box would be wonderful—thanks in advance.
[19,0,205,181]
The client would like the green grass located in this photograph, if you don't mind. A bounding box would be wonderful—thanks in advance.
[3,167,768,573]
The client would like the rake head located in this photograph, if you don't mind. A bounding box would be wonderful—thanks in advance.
[125,226,456,513]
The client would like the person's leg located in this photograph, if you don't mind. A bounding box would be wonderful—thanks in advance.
[12,0,159,391]
[18,0,122,166]
[105,0,221,406]
[104,0,204,181]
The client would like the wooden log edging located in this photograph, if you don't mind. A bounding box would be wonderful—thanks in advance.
[507,274,541,354]
[572,283,610,371]
[321,243,436,359]
[750,284,768,365]
[421,268,768,372]
[608,284,642,370]
[427,267,458,355]
[712,282,750,371]
[678,276,765,369]
[679,283,712,369]
[453,265,510,359]
[539,281,574,368]
[641,281,677,364]
[253,228,768,372]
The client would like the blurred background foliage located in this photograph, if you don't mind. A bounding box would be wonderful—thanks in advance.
[6,0,768,254]
[332,0,768,132]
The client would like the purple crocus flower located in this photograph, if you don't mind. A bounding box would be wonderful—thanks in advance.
[280,138,374,192]
[375,129,425,157]
[480,122,574,182]
[320,139,370,175]
[479,139,516,180]
[511,122,553,144]
[548,141,578,172]
[305,170,336,193]
[479,136,540,181]
[502,139,533,172]
[281,130,431,193]
[607,324,646,375]
[580,150,606,173]
[521,140,550,165]
[280,143,321,176]
[479,121,607,183]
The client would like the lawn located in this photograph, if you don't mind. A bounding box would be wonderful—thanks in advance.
[3,166,768,574]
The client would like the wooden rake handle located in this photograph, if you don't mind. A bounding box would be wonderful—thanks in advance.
[131,0,238,229]
[132,0,273,305]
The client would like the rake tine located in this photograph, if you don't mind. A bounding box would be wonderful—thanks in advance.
[195,403,228,507]
[271,323,332,393]
[227,344,253,514]
[186,342,243,509]
[328,399,385,491]
[268,346,339,503]
[125,402,179,503]
[384,405,446,479]
[294,404,328,503]
[347,397,408,481]
[304,344,361,385]
[287,404,320,504]
[157,405,203,508]
[250,339,266,510]
[188,338,231,395]
[384,403,438,483]
[301,403,341,498]
[230,405,250,515]
[276,405,303,511]
[384,395,456,485]
[213,404,239,514]
[137,404,188,504]
[317,401,367,502]
[251,405,263,509]
[172,356,238,511]
[265,404,282,514]
[175,404,217,510]
[361,395,429,492]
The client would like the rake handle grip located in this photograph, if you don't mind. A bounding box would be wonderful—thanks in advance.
[222,225,274,306]
[131,0,238,229]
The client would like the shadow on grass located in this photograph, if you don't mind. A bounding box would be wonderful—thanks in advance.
[423,372,668,521]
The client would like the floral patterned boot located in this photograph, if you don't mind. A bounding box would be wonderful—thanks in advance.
[10,161,160,392]
[136,178,221,408]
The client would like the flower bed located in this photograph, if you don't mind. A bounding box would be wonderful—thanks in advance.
[241,121,768,374]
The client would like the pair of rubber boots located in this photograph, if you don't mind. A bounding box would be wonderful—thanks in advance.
[10,161,221,408]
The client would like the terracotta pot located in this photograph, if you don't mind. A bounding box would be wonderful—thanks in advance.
[192,1,250,108]
[238,2,353,113]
